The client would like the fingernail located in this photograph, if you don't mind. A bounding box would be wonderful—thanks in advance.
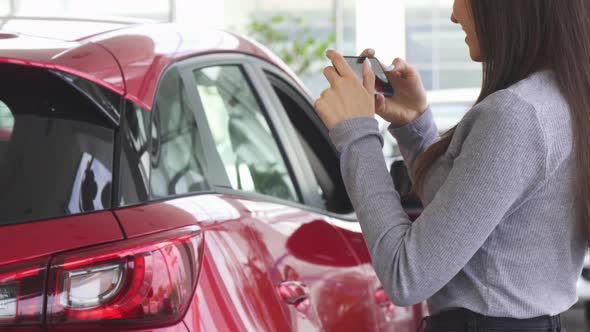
[367,48,375,56]
[385,64,396,72]
[325,49,333,56]
[364,58,372,68]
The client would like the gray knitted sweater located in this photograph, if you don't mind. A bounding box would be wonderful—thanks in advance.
[329,70,587,318]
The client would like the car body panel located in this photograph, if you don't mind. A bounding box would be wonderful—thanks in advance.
[0,24,288,111]
[0,211,123,266]
[0,34,125,94]
[232,197,376,332]
[183,216,293,332]
[88,24,278,111]
[134,321,190,332]
[0,21,429,331]
[329,220,427,332]
[115,192,379,331]
[114,194,255,238]
[115,194,293,331]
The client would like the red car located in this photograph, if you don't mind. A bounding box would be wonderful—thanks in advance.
[0,21,428,332]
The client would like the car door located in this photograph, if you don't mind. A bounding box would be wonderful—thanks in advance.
[255,64,429,332]
[113,65,292,332]
[178,54,377,331]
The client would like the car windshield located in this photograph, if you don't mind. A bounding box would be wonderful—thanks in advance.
[0,64,116,225]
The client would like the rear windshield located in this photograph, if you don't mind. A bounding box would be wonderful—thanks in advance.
[0,64,117,226]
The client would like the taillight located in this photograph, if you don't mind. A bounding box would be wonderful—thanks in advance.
[0,258,47,331]
[46,226,202,331]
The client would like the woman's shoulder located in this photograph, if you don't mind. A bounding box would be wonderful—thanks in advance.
[461,70,572,171]
[507,70,567,112]
[467,70,568,126]
[463,88,539,131]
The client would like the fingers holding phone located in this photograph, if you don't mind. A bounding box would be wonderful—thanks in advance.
[314,50,376,129]
[360,48,390,76]
[358,49,429,126]
[359,48,376,58]
[331,54,395,97]
[361,57,376,94]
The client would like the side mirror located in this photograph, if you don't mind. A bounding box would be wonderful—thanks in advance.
[390,160,423,211]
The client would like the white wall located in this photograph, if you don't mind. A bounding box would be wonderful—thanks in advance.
[355,0,406,64]
[173,0,225,29]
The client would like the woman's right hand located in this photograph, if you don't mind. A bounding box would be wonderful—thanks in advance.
[360,49,428,127]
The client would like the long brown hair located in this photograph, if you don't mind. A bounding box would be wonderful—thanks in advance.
[412,0,590,243]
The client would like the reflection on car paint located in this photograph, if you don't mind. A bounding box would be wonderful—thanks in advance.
[118,101,151,206]
[198,223,294,331]
[164,195,241,224]
[231,197,377,331]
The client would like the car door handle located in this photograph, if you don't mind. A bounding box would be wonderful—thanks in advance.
[277,281,309,305]
[374,286,392,307]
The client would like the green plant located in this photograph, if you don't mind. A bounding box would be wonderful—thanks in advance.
[246,14,336,77]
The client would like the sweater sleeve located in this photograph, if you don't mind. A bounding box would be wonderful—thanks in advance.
[328,92,547,306]
[387,107,439,177]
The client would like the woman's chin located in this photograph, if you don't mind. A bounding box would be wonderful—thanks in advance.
[469,50,483,62]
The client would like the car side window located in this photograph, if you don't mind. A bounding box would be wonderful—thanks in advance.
[118,101,151,206]
[0,64,116,225]
[192,65,298,203]
[265,72,353,214]
[150,67,210,198]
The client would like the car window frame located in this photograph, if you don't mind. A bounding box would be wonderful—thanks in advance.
[130,53,359,221]
[145,64,226,199]
[174,53,311,206]
[248,59,357,221]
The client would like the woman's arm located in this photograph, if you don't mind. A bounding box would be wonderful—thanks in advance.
[329,91,547,306]
[387,106,439,178]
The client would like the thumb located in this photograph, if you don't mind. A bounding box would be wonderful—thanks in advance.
[362,58,375,94]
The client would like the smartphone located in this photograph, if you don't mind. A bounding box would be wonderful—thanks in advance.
[335,56,395,97]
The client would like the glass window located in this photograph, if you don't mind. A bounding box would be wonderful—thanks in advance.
[223,0,351,97]
[0,64,115,226]
[194,66,298,202]
[266,73,353,214]
[0,3,8,16]
[118,101,151,206]
[438,68,482,90]
[150,68,209,198]
[405,0,482,90]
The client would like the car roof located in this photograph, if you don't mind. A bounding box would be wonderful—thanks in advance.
[0,21,302,110]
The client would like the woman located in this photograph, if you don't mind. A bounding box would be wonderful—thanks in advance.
[313,0,590,331]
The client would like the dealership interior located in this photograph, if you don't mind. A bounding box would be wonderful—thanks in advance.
[1,0,589,331]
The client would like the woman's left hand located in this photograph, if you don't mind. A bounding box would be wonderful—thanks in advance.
[314,50,376,129]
